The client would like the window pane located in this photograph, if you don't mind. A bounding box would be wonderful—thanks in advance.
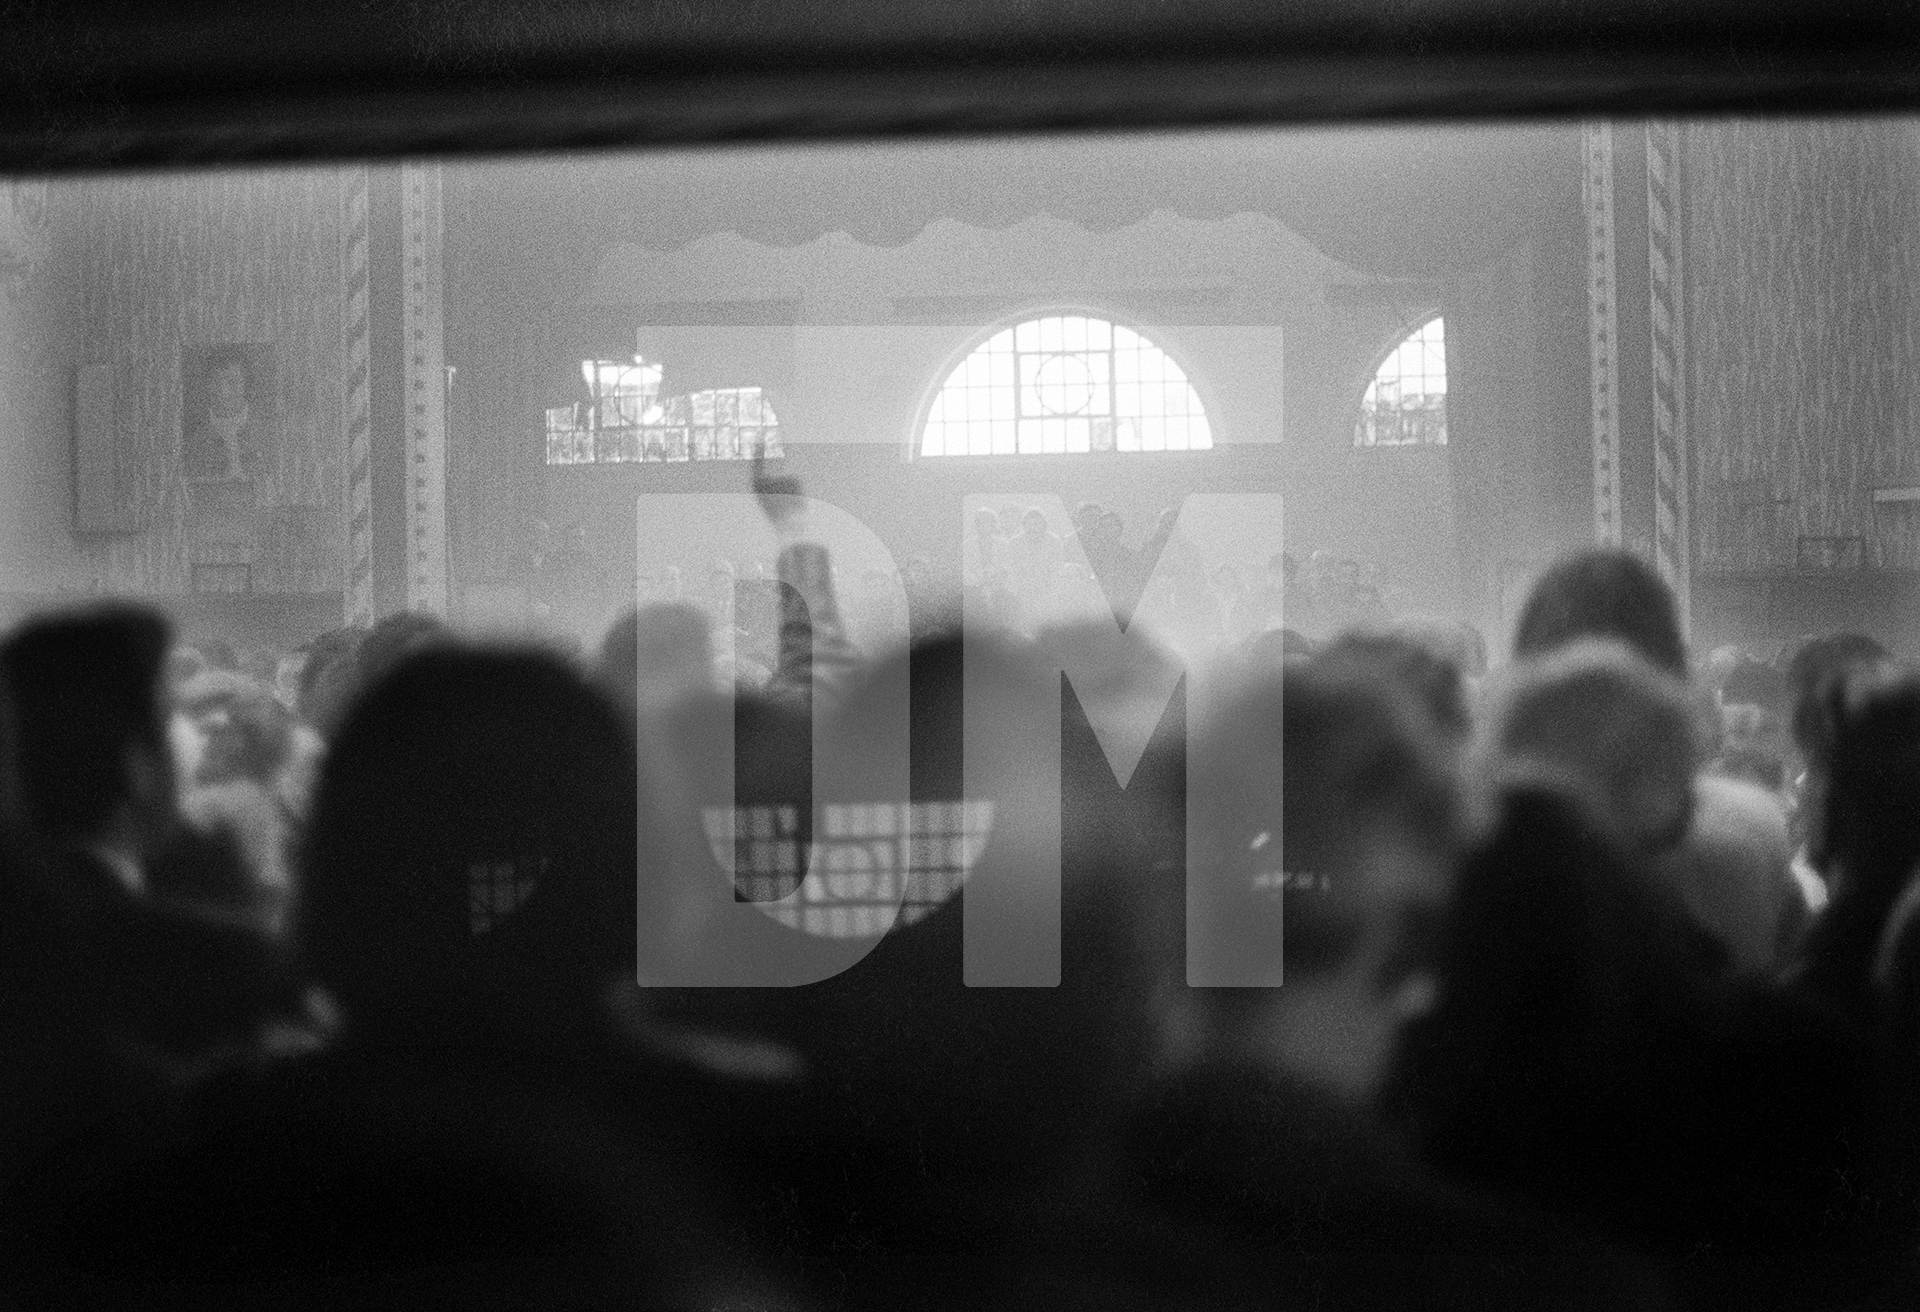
[1357,317,1447,448]
[920,316,1209,458]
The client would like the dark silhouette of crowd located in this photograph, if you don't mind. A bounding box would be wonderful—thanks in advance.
[3,503,1919,1308]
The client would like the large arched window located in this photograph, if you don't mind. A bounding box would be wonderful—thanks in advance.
[546,356,783,464]
[919,314,1212,457]
[1356,316,1447,447]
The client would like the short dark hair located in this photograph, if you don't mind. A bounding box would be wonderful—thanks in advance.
[1816,670,1920,908]
[1784,632,1890,766]
[1513,549,1687,677]
[1490,640,1698,854]
[300,647,634,1029]
[0,604,172,842]
[595,603,711,705]
[355,611,449,695]
[1196,658,1463,983]
[1315,629,1471,742]
[296,627,363,720]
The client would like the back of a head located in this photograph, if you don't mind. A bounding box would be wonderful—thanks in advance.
[1513,549,1688,677]
[0,604,172,845]
[788,635,1165,1184]
[1173,656,1475,1110]
[1785,632,1892,768]
[1443,775,1648,991]
[301,645,635,1042]
[297,626,366,735]
[1279,655,1464,885]
[1817,669,1920,886]
[1488,640,1698,856]
[1315,629,1472,745]
[1387,768,1719,1221]
[598,602,713,713]
[355,611,449,693]
[1192,656,1465,991]
[596,608,641,691]
[1437,765,1714,1033]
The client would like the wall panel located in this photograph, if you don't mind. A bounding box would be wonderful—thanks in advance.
[57,169,349,596]
[1686,120,1920,576]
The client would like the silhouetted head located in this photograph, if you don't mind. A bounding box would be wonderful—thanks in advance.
[296,626,365,736]
[0,605,175,850]
[1784,632,1891,770]
[1513,548,1687,677]
[300,647,635,1045]
[785,633,1165,1184]
[1187,654,1467,1103]
[595,603,714,717]
[1315,628,1472,746]
[1487,639,1698,856]
[1382,767,1716,1217]
[355,611,449,693]
[1814,667,1920,886]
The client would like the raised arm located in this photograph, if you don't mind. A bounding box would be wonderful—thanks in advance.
[752,456,863,717]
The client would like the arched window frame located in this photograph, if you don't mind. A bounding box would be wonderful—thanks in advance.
[912,308,1217,460]
[1354,314,1448,449]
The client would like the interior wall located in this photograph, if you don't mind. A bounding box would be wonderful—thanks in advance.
[0,180,90,609]
[1688,119,1920,578]
[43,168,349,598]
[450,206,1466,631]
[1685,118,1920,651]
[1442,146,1594,653]
[7,128,1918,655]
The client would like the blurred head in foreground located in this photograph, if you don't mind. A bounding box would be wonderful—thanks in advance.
[1186,652,1469,1105]
[301,645,634,1046]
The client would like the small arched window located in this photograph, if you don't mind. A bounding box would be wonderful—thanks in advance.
[1356,317,1447,447]
[919,314,1211,457]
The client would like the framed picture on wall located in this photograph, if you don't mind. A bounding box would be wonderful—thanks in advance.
[181,342,276,483]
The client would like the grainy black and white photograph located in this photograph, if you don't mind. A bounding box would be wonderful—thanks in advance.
[3,2,1920,1308]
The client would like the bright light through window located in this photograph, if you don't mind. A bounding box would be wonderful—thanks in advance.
[546,356,782,464]
[1356,316,1447,447]
[919,315,1212,456]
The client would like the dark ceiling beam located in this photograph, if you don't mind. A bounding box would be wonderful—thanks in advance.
[3,1,1919,171]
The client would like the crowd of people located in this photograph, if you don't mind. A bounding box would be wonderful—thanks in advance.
[537,497,1404,684]
[2,477,1919,1309]
[960,500,1402,650]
